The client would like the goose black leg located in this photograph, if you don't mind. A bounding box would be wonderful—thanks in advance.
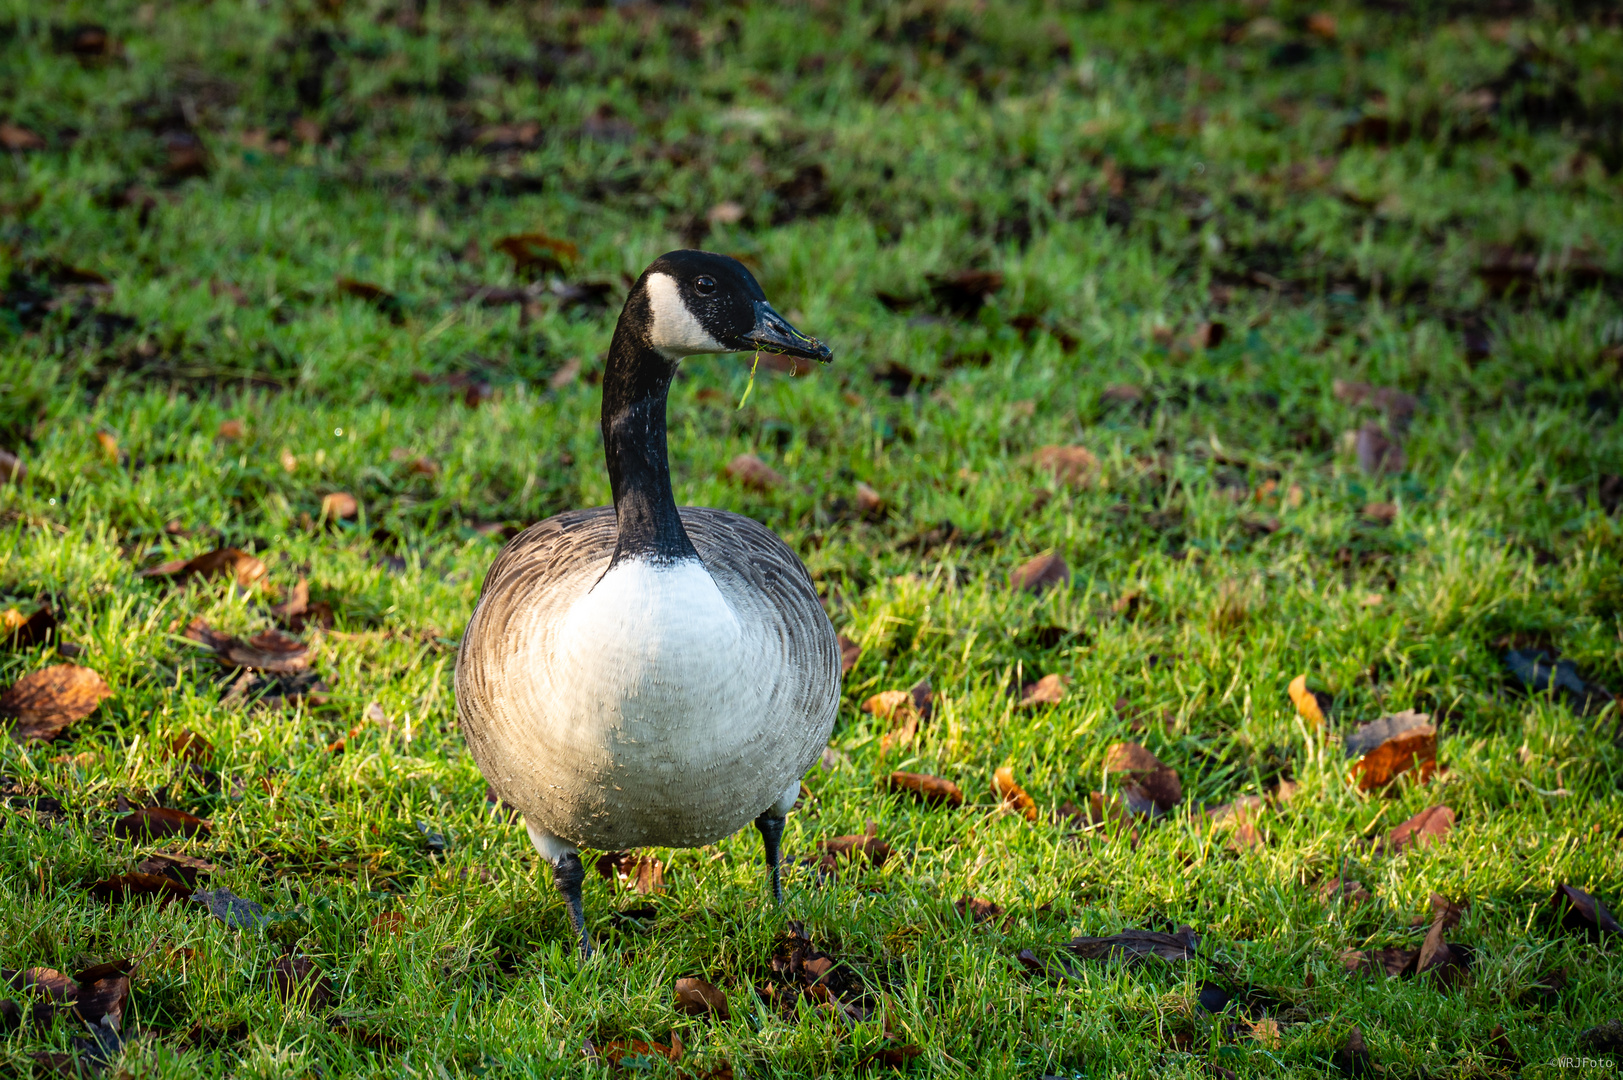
[551,852,593,959]
[755,809,787,905]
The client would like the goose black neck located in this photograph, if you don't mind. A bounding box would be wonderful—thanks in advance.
[601,324,698,566]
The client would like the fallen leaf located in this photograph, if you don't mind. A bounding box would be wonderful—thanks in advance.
[0,447,24,483]
[1552,884,1621,938]
[673,977,730,1020]
[1032,445,1098,488]
[7,967,77,1001]
[1355,422,1405,475]
[493,232,578,275]
[269,579,334,633]
[1342,947,1417,978]
[1430,892,1466,931]
[1019,673,1067,707]
[1333,380,1418,427]
[926,269,1003,316]
[139,547,266,588]
[724,452,785,493]
[1104,742,1182,814]
[1248,1017,1282,1048]
[992,766,1038,821]
[1503,650,1614,715]
[0,122,47,151]
[817,823,891,869]
[1306,11,1338,38]
[186,620,310,673]
[135,852,216,888]
[707,201,746,226]
[2,604,60,651]
[167,729,214,763]
[860,1044,923,1069]
[1101,384,1144,405]
[1387,804,1454,852]
[854,482,885,515]
[216,419,244,442]
[1,664,113,743]
[885,771,963,808]
[1317,878,1372,905]
[270,954,334,1009]
[191,886,269,930]
[113,806,210,840]
[73,959,132,1029]
[1579,1020,1623,1054]
[1066,926,1198,964]
[594,852,666,894]
[1016,947,1078,981]
[1487,1025,1519,1068]
[837,634,862,675]
[88,873,193,904]
[1336,1026,1375,1078]
[1010,552,1070,594]
[1361,501,1397,525]
[1417,916,1471,988]
[321,492,358,520]
[1288,675,1326,727]
[954,896,1003,923]
[547,357,582,390]
[1346,711,1435,789]
[94,430,119,462]
[601,1037,682,1070]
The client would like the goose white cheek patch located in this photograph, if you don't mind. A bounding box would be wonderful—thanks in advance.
[645,272,727,358]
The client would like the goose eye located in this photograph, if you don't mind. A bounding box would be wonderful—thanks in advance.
[694,275,717,295]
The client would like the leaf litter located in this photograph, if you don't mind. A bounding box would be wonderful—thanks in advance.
[1,664,113,743]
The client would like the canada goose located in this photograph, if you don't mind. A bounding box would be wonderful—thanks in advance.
[456,250,839,957]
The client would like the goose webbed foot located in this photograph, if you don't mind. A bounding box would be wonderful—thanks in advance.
[551,851,593,959]
[755,809,786,906]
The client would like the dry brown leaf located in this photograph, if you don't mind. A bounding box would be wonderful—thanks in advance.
[1387,804,1453,852]
[1288,674,1325,727]
[1019,673,1067,707]
[113,806,211,839]
[270,954,334,1009]
[707,201,746,226]
[855,482,885,515]
[837,634,862,675]
[885,771,963,808]
[1430,893,1466,930]
[1,664,113,743]
[0,447,23,483]
[955,895,1003,923]
[673,976,730,1020]
[1010,552,1070,594]
[2,604,59,650]
[493,232,578,273]
[1417,917,1470,988]
[724,453,784,492]
[1318,878,1372,905]
[1347,711,1435,789]
[817,823,890,869]
[1104,742,1182,814]
[594,851,666,894]
[216,419,245,442]
[863,690,913,722]
[88,872,193,904]
[136,851,216,888]
[993,766,1038,821]
[1362,501,1398,525]
[167,729,214,763]
[1067,926,1197,964]
[1033,445,1099,488]
[139,546,267,588]
[321,492,359,520]
[1552,884,1622,937]
[1333,379,1417,425]
[0,122,47,151]
[1356,422,1405,475]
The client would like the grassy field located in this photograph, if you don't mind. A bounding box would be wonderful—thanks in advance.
[2,0,1622,1076]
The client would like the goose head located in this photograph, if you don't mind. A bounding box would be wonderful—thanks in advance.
[632,250,832,366]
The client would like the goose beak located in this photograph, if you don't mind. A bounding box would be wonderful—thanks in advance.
[740,301,833,364]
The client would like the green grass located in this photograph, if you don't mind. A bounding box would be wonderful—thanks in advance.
[2,0,1622,1076]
